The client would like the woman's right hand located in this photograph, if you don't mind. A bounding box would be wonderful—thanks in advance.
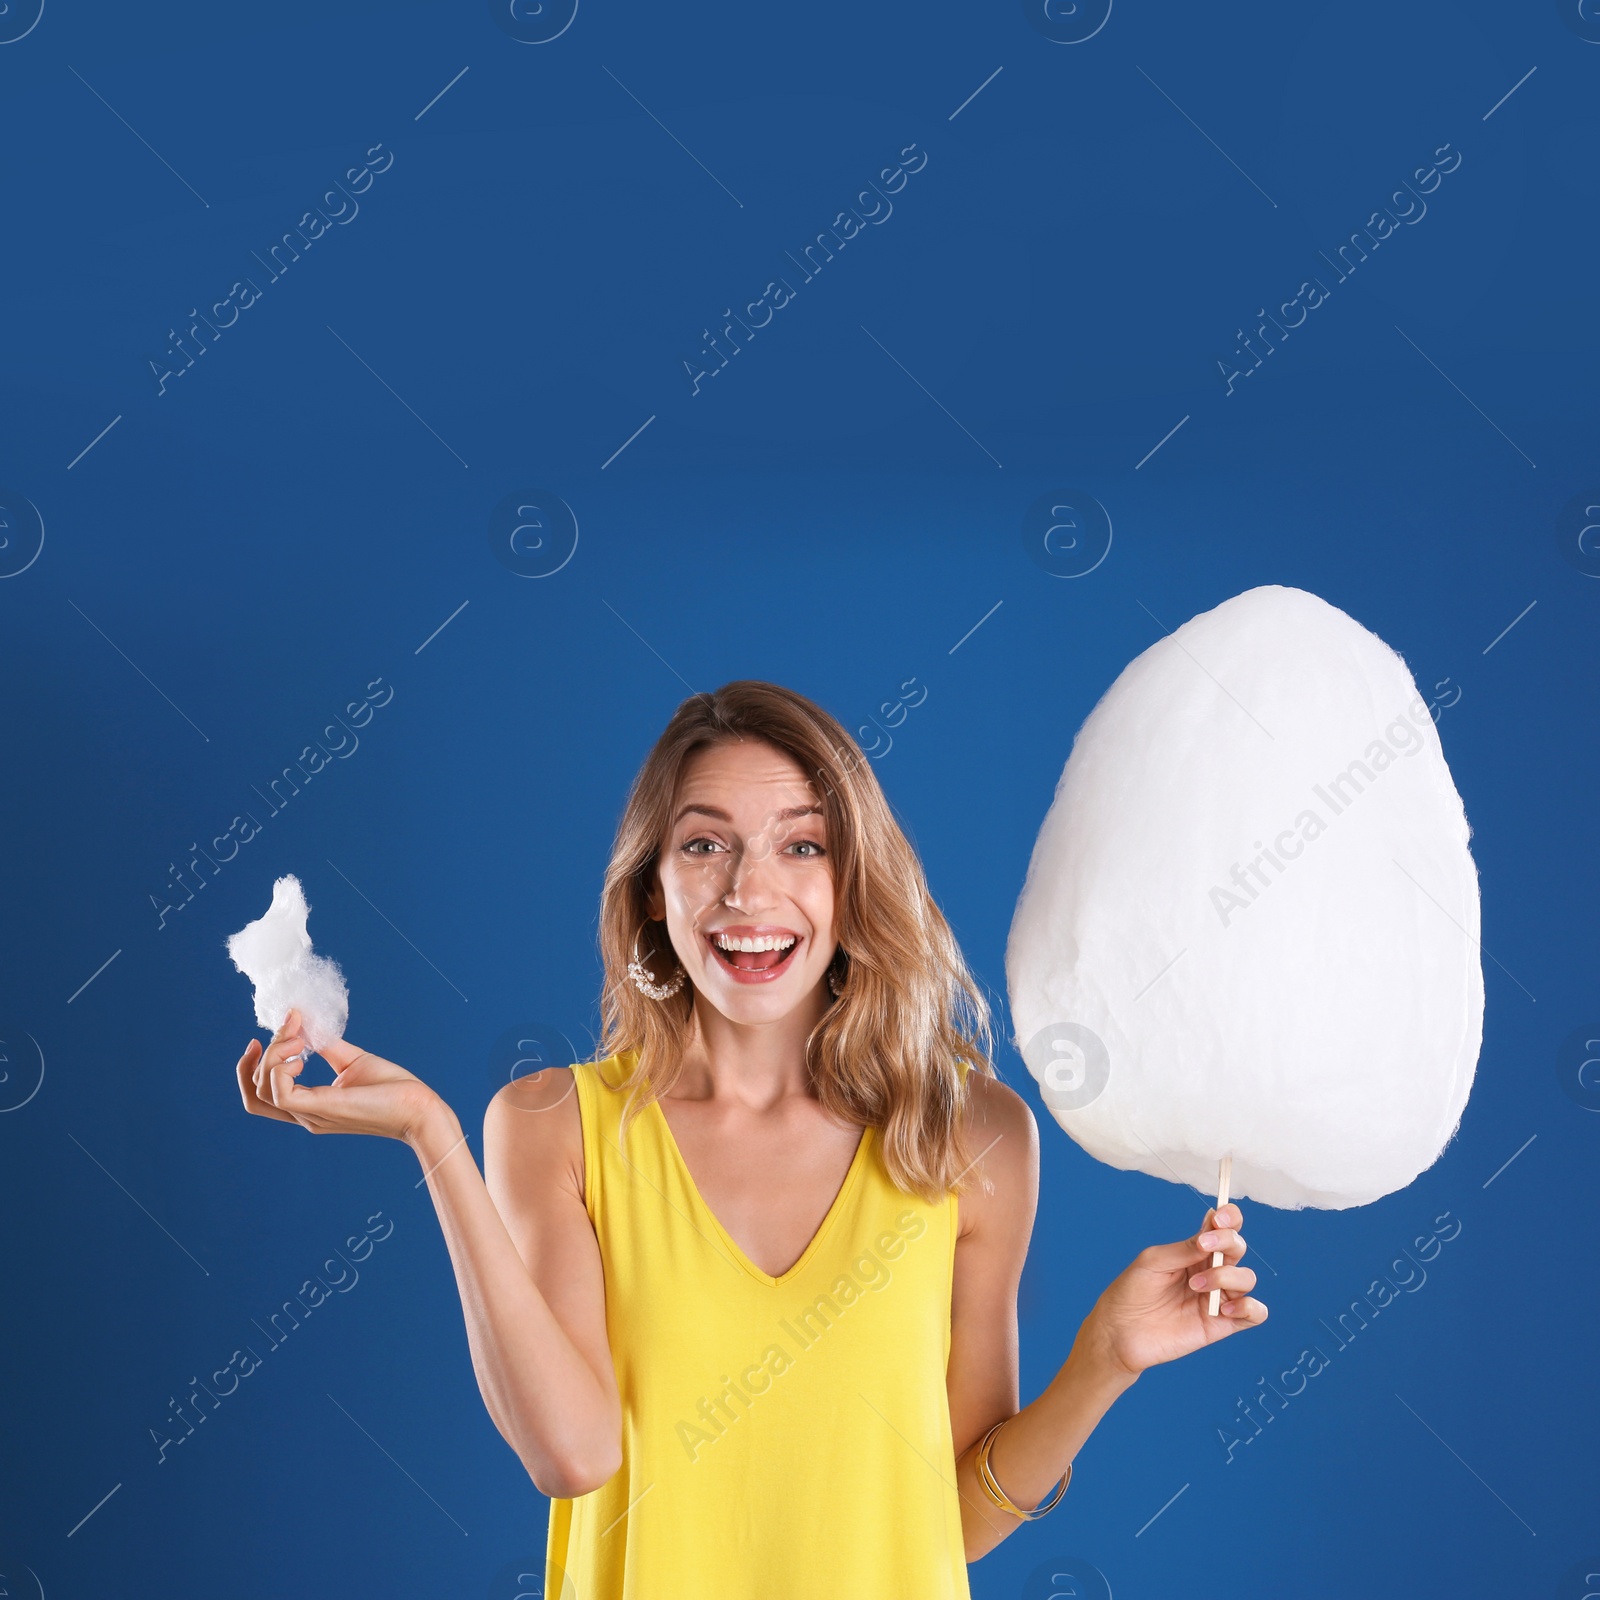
[236,1007,442,1145]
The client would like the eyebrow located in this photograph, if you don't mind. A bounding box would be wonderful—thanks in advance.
[671,802,824,826]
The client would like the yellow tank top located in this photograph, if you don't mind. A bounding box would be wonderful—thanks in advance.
[544,1049,972,1600]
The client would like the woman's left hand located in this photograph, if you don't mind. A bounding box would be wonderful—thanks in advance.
[1077,1204,1269,1379]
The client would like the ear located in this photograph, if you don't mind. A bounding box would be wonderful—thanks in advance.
[643,868,664,922]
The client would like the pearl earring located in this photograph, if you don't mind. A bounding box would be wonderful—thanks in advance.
[628,921,685,1000]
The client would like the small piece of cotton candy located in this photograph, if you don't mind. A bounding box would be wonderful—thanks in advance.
[226,875,349,1052]
[1006,585,1483,1211]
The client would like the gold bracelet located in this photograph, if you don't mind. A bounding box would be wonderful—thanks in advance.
[974,1418,1072,1520]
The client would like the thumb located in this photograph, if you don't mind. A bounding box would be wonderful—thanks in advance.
[317,1037,368,1074]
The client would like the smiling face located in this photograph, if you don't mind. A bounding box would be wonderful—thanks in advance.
[645,738,837,1025]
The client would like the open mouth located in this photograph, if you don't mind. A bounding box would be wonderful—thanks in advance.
[706,931,800,976]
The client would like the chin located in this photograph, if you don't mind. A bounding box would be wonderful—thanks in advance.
[701,971,817,1020]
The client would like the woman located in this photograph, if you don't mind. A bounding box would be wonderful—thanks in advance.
[236,680,1266,1598]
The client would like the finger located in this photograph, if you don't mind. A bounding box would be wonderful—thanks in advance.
[237,1041,270,1113]
[1190,1264,1257,1296]
[1218,1294,1269,1326]
[267,1076,344,1127]
[265,1060,307,1114]
[1135,1206,1249,1273]
[265,1011,305,1049]
[237,1041,296,1122]
[263,1057,307,1112]
[266,1008,303,1055]
[1197,1226,1248,1263]
[253,1029,288,1085]
[1135,1237,1213,1273]
[263,1016,308,1070]
[265,1065,323,1125]
[260,1037,348,1120]
[264,1045,314,1112]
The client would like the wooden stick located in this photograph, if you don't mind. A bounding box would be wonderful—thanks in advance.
[1207,1155,1232,1317]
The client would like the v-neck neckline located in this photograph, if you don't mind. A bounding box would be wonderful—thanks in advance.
[650,1096,874,1287]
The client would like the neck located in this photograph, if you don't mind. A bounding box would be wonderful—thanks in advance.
[672,987,833,1111]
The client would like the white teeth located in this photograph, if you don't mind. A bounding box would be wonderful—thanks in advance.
[713,933,797,953]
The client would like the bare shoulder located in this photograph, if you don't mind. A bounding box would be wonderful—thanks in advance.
[482,1065,610,1382]
[960,1069,1040,1166]
[955,1070,1039,1237]
[483,1065,585,1210]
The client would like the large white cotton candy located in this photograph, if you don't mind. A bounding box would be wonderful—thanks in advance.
[1007,585,1482,1210]
[226,875,349,1052]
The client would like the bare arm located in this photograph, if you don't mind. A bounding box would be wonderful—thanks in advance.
[946,1075,1266,1563]
[420,1070,621,1496]
[237,1014,620,1497]
[947,1074,1104,1563]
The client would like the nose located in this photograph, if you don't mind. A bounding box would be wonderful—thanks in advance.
[722,838,782,912]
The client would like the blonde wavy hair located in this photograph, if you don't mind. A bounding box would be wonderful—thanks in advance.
[595,680,995,1202]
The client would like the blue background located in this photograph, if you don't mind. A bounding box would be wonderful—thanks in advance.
[2,1,1597,1595]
